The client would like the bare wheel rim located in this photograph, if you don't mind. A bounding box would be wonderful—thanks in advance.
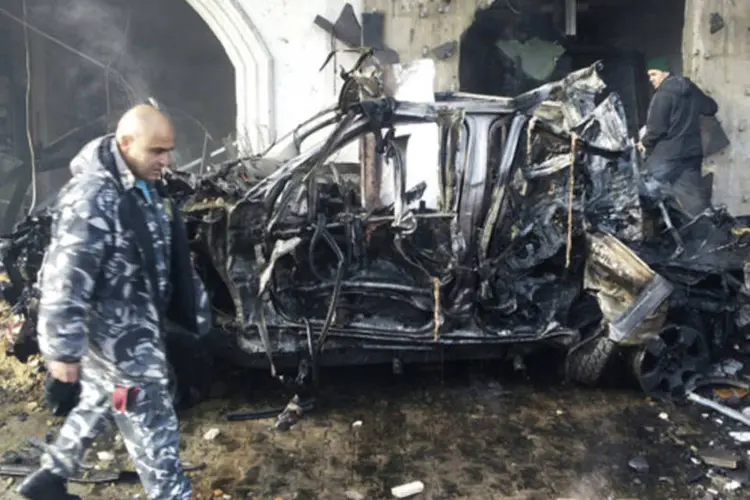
[632,324,710,400]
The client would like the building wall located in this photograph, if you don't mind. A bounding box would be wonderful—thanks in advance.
[359,1,685,93]
[230,0,363,150]
[683,0,750,215]
[363,0,483,92]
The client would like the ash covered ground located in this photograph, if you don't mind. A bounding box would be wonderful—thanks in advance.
[1,345,749,500]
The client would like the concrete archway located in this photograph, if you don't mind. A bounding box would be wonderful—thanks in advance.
[185,0,275,154]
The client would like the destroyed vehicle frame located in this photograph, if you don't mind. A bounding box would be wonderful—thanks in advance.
[3,60,750,401]
[185,65,613,369]
[178,60,750,396]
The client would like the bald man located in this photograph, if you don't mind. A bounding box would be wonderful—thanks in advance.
[17,105,211,500]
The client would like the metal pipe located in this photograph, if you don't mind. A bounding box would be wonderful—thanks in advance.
[687,391,750,427]
[565,0,577,36]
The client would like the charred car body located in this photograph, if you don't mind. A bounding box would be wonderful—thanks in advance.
[2,56,750,403]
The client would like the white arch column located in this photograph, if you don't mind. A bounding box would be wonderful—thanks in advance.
[185,0,274,154]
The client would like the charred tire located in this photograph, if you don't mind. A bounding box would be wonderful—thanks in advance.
[565,334,617,386]
[631,324,710,400]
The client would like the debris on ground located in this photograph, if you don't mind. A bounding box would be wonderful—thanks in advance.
[729,431,750,443]
[345,490,365,500]
[687,391,750,427]
[96,451,114,463]
[202,428,220,441]
[714,387,750,403]
[628,455,649,473]
[0,451,206,484]
[699,448,741,469]
[725,480,742,492]
[391,480,425,498]
[0,347,44,396]
[710,359,744,378]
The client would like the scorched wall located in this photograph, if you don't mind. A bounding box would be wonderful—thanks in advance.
[683,0,750,215]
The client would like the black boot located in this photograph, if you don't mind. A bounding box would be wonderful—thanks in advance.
[16,469,81,500]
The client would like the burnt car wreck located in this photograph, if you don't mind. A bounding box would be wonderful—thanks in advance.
[2,56,750,409]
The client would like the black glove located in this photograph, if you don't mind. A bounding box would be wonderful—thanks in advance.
[43,374,81,417]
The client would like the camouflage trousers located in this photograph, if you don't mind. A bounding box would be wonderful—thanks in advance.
[40,371,191,500]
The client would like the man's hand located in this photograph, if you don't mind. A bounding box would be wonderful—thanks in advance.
[44,373,81,416]
[636,141,646,153]
[47,361,81,383]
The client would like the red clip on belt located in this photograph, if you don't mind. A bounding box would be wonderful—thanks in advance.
[112,386,140,413]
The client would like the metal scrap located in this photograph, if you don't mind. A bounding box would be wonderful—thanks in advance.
[0,460,206,484]
[430,41,457,60]
[565,133,577,270]
[688,391,750,428]
[710,12,726,34]
[699,448,741,469]
[314,3,400,64]
[432,277,440,341]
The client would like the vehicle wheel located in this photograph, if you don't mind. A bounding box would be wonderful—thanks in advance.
[631,324,710,400]
[565,333,617,386]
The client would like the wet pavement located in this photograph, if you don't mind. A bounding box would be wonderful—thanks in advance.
[1,353,749,499]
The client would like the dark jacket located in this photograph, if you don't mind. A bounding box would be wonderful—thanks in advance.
[642,75,718,166]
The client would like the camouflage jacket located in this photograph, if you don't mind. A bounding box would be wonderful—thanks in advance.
[36,135,211,386]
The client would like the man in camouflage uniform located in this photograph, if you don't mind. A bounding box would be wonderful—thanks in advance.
[17,105,211,500]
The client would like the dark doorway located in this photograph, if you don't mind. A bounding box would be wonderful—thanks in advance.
[459,0,686,137]
[0,0,235,231]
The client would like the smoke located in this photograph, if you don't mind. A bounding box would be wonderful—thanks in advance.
[28,0,152,115]
[7,0,236,168]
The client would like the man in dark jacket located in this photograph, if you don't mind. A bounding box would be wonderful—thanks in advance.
[637,57,719,217]
[16,105,211,500]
